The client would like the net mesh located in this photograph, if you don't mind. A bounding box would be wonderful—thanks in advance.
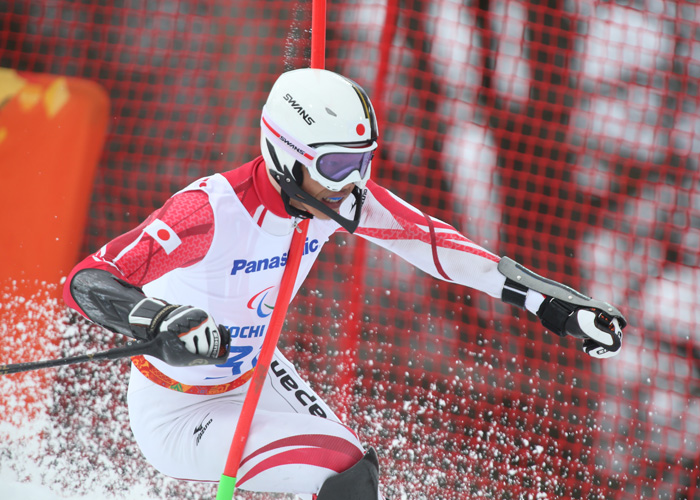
[2,0,699,498]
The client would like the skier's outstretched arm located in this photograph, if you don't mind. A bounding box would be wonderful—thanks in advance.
[353,181,625,358]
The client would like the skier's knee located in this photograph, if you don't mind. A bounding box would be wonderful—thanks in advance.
[316,447,379,500]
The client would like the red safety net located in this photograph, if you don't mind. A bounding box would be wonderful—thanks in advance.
[1,1,699,499]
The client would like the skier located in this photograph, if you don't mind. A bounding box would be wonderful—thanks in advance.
[63,68,625,499]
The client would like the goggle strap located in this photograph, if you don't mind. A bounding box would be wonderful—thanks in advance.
[261,113,316,167]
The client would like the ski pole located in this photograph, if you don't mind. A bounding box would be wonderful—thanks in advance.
[216,219,309,500]
[0,338,159,376]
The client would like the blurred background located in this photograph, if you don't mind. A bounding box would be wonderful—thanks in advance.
[1,0,699,499]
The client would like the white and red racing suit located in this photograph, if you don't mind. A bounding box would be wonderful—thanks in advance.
[63,156,513,496]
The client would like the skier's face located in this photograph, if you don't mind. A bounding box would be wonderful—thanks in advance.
[291,166,355,220]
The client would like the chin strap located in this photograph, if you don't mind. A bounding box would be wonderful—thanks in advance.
[270,158,314,220]
[266,139,364,233]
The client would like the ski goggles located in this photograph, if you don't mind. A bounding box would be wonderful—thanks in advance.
[261,107,377,191]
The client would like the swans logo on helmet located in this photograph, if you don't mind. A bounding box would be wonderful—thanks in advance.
[280,135,310,157]
[283,93,315,125]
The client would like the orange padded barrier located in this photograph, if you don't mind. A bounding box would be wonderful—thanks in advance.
[0,68,109,291]
[0,69,108,416]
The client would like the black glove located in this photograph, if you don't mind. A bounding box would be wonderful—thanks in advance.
[128,297,230,367]
[537,297,624,359]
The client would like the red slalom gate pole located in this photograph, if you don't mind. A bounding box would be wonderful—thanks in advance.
[216,1,325,497]
[216,220,309,499]
[310,0,326,69]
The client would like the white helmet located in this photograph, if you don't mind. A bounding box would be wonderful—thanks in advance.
[260,68,379,232]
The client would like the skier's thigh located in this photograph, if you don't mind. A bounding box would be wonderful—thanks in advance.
[256,348,341,421]
[128,361,364,493]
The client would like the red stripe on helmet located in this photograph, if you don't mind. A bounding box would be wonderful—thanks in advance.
[262,116,315,161]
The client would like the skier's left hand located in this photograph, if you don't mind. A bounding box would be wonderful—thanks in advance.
[537,298,625,359]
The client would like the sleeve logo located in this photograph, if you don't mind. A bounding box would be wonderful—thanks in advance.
[144,219,182,254]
